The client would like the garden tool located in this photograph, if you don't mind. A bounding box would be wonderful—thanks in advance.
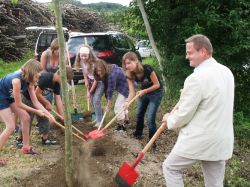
[83,93,140,139]
[83,112,107,139]
[115,103,179,187]
[51,109,85,136]
[83,98,92,123]
[65,42,83,122]
[44,114,86,142]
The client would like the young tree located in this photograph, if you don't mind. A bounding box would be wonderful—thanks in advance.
[53,0,73,186]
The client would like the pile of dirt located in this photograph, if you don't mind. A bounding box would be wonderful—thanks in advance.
[15,120,178,187]
[0,0,111,61]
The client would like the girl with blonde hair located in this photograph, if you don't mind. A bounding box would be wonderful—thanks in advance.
[75,45,104,127]
[0,59,55,162]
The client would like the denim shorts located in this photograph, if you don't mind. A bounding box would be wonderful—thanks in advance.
[0,98,14,110]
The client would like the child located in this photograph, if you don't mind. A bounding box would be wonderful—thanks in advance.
[74,45,104,127]
[94,59,129,131]
[122,52,163,148]
[0,59,54,162]
[20,66,73,145]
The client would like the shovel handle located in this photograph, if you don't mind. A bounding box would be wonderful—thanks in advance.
[142,103,179,154]
[103,94,140,130]
[98,112,107,130]
[51,109,85,136]
[44,114,86,142]
[87,99,90,111]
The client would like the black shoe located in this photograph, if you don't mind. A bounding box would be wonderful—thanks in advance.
[124,120,130,125]
[121,125,126,131]
[133,131,143,139]
[116,125,122,131]
[152,143,157,153]
[42,138,57,145]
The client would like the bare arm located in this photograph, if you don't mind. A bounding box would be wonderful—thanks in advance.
[35,86,52,111]
[40,51,48,71]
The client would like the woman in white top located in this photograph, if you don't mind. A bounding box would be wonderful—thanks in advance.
[74,45,104,127]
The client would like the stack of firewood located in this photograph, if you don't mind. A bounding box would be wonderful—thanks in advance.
[0,0,110,61]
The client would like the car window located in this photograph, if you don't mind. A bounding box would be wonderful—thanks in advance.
[68,35,110,54]
[37,33,57,53]
[86,36,110,50]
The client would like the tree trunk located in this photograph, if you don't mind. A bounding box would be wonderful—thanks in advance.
[53,0,73,187]
[136,0,167,93]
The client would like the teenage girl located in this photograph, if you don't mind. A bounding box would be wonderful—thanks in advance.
[122,52,163,147]
[40,38,60,73]
[74,45,104,127]
[0,59,54,161]
[94,59,129,131]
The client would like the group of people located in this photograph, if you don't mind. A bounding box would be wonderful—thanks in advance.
[0,34,234,187]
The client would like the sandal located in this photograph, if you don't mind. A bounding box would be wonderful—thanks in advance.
[0,158,7,167]
[21,147,39,155]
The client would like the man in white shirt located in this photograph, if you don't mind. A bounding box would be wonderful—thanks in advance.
[162,34,235,187]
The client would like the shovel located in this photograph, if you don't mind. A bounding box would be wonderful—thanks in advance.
[66,42,84,122]
[51,109,85,137]
[83,112,107,139]
[115,103,179,187]
[44,114,86,142]
[83,98,93,123]
[83,93,140,139]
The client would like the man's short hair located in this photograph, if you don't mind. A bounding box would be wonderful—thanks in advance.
[185,34,213,55]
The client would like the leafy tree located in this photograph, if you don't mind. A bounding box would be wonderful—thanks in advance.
[118,0,250,116]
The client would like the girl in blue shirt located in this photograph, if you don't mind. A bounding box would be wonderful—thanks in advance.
[0,59,54,162]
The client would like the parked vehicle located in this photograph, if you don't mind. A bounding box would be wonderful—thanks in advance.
[67,31,141,67]
[25,26,81,84]
[136,40,154,58]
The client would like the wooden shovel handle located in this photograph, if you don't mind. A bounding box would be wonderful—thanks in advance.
[51,109,85,136]
[98,112,107,130]
[103,94,140,130]
[142,103,179,154]
[44,114,86,142]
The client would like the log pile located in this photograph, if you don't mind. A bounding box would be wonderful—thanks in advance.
[0,0,110,61]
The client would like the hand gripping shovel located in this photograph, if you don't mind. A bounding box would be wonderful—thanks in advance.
[51,109,85,137]
[44,114,86,142]
[83,94,140,139]
[115,103,179,187]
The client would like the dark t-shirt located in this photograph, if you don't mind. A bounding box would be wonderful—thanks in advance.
[23,72,60,100]
[135,64,162,90]
[38,72,60,95]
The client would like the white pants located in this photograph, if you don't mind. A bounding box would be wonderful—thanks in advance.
[114,93,128,123]
[162,153,226,187]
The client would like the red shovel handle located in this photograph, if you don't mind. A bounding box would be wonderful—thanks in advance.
[131,152,144,168]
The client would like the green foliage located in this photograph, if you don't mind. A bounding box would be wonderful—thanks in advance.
[118,0,250,116]
[233,112,250,146]
[0,51,33,78]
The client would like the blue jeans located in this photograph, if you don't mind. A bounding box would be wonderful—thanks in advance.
[135,88,163,139]
[91,81,104,123]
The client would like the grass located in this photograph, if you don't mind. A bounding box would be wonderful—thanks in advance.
[0,51,33,78]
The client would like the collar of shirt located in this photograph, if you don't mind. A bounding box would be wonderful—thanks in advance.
[194,57,217,72]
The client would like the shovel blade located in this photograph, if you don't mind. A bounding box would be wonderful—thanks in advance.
[71,113,84,122]
[115,162,139,187]
[83,129,105,139]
